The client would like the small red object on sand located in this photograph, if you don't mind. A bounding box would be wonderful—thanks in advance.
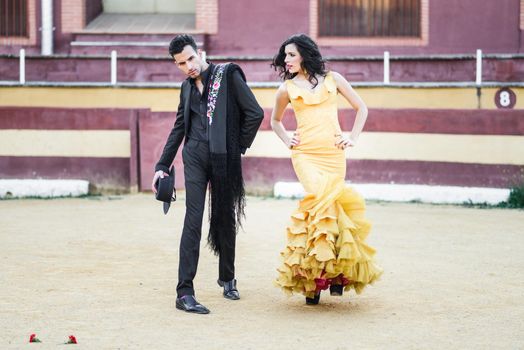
[66,335,77,344]
[29,334,42,343]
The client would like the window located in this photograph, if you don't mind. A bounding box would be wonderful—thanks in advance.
[318,0,421,37]
[0,0,28,37]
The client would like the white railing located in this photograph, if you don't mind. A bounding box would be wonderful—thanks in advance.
[383,51,390,84]
[19,49,25,84]
[111,50,117,85]
[476,49,482,86]
[12,48,516,87]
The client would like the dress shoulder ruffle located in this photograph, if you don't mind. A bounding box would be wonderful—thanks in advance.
[286,72,336,105]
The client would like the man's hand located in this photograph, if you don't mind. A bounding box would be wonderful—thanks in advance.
[152,170,169,193]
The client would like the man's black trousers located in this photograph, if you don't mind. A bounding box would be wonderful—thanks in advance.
[176,138,236,297]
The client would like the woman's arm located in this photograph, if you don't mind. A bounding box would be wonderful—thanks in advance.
[332,71,369,148]
[270,83,300,149]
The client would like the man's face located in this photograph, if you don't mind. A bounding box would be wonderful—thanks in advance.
[173,45,204,79]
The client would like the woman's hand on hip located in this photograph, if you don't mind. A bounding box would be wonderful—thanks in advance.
[335,135,356,149]
[288,131,300,149]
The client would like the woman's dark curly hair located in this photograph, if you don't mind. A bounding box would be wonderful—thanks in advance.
[271,33,327,88]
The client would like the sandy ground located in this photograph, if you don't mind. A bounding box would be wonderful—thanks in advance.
[1,194,523,349]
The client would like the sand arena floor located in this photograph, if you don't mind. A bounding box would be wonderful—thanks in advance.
[1,194,523,349]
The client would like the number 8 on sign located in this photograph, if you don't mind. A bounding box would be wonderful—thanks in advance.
[494,88,516,109]
[499,91,510,107]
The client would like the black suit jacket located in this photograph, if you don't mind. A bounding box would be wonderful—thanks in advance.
[155,67,264,173]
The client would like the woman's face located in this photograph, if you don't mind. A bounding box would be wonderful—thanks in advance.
[284,43,303,75]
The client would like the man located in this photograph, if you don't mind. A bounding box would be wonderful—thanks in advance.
[152,34,264,314]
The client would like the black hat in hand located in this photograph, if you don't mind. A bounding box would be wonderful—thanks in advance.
[155,166,176,214]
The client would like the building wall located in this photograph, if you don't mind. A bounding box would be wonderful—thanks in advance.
[61,0,85,33]
[85,0,103,24]
[0,107,141,193]
[0,0,522,56]
[2,86,523,111]
[208,0,307,56]
[1,85,523,193]
[0,1,523,193]
[2,55,523,84]
[209,0,524,56]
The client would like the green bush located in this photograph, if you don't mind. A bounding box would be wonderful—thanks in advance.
[461,182,524,209]
[507,183,524,208]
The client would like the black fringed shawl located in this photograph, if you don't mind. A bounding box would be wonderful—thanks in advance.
[206,63,246,255]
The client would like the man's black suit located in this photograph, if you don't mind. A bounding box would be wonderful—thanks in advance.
[155,63,264,297]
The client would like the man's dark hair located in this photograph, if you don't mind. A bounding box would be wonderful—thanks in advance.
[168,34,197,57]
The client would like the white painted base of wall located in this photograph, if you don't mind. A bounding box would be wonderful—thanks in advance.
[274,182,510,205]
[0,179,89,198]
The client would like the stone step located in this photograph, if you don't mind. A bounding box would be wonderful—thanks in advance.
[70,33,205,56]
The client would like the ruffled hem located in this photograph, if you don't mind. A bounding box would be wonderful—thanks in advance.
[275,177,383,298]
[286,72,337,105]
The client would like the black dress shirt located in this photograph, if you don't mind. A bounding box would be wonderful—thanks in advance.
[187,63,214,141]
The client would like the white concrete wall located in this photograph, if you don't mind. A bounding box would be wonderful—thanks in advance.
[0,180,89,198]
[274,182,511,205]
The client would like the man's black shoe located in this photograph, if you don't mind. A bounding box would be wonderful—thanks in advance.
[175,295,210,314]
[217,279,240,300]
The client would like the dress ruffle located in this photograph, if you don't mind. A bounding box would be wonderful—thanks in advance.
[275,175,383,298]
[286,72,337,105]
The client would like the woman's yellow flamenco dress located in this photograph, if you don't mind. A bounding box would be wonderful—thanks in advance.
[275,73,383,299]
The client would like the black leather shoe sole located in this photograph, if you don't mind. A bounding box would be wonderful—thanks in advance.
[175,300,210,314]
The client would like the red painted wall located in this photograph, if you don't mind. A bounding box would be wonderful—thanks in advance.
[0,107,141,193]
[1,0,523,56]
[2,106,523,193]
[208,0,523,56]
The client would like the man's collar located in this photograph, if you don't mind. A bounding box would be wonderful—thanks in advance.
[201,62,214,82]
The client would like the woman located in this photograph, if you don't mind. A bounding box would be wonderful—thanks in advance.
[271,34,382,305]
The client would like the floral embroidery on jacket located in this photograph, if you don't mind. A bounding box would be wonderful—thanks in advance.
[206,63,227,125]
